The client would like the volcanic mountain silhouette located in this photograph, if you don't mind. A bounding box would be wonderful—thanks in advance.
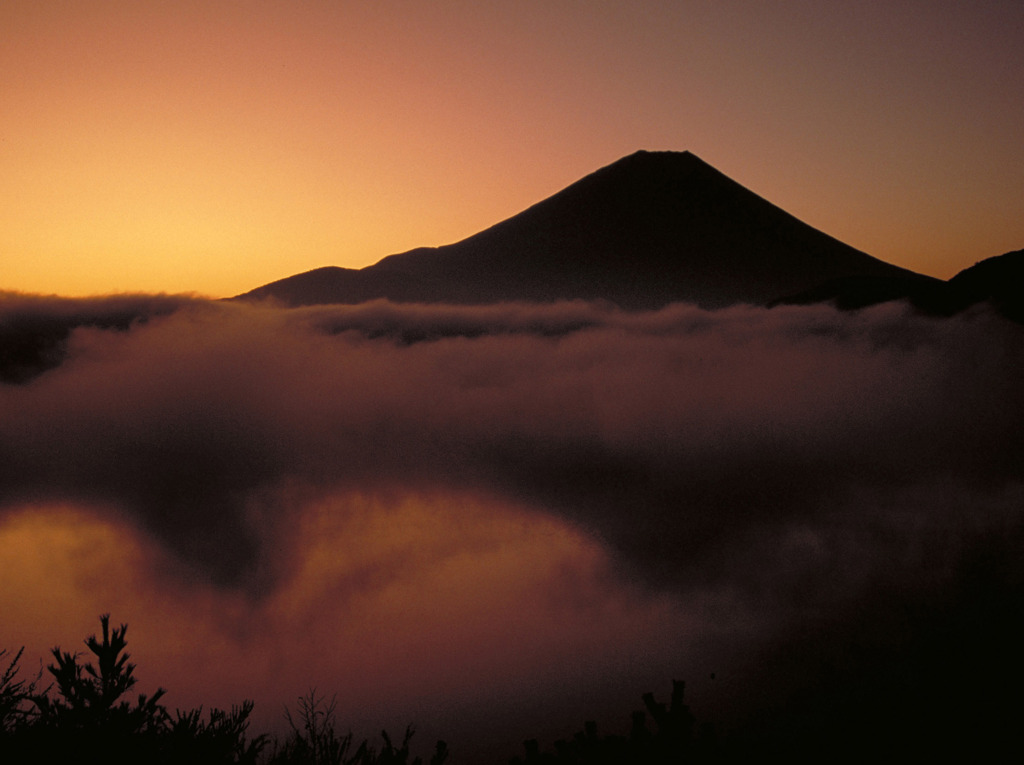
[238,150,935,309]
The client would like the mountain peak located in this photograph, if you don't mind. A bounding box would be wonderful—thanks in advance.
[622,148,696,159]
[238,152,928,309]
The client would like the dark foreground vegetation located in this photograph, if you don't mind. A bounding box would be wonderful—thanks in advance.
[0,616,454,765]
[1,615,712,765]
[6,612,1022,764]
[0,615,717,765]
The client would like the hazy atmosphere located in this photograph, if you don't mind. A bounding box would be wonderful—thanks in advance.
[3,293,1023,757]
[2,2,1023,763]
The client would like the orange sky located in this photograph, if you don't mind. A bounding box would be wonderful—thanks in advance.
[2,1,1022,297]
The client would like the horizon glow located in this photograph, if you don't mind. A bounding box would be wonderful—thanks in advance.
[1,1,1022,297]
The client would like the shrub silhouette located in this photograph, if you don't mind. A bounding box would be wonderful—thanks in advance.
[6,616,731,764]
[2,616,446,765]
[164,702,266,764]
[31,614,167,739]
[369,726,448,765]
[266,688,448,765]
[2,614,265,764]
[268,688,366,765]
[0,648,38,736]
[511,680,722,765]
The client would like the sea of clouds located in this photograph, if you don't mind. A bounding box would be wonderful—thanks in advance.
[2,294,1022,756]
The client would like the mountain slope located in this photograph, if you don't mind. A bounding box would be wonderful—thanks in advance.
[238,150,935,309]
[947,248,1024,322]
[778,248,1024,323]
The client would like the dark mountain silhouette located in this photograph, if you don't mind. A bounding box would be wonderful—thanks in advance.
[778,248,1024,323]
[236,151,934,310]
[772,274,952,312]
[947,248,1024,322]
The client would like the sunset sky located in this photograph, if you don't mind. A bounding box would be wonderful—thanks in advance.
[2,4,1024,760]
[2,1,1022,297]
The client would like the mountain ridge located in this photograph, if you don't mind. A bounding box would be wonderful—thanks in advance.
[236,150,943,309]
[777,247,1024,322]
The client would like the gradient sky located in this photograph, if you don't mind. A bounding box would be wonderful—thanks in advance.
[2,1,1023,296]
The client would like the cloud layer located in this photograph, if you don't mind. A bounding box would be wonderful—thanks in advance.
[2,294,1023,755]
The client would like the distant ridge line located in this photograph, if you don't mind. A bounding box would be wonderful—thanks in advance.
[236,150,949,310]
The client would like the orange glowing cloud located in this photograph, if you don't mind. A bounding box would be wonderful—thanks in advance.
[3,291,1024,757]
[0,492,701,747]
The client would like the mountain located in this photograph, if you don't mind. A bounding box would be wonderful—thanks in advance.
[947,248,1024,322]
[237,150,935,310]
[778,248,1024,323]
